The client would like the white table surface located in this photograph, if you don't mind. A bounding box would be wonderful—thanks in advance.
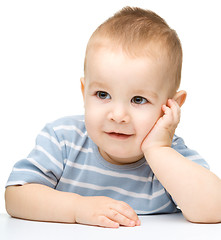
[0,213,220,240]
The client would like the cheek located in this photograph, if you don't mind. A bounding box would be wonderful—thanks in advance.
[85,109,97,131]
[85,97,104,115]
[134,108,162,137]
[136,120,153,138]
[84,101,104,134]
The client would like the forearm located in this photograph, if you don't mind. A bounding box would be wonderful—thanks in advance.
[5,183,81,223]
[145,147,221,223]
[5,184,140,228]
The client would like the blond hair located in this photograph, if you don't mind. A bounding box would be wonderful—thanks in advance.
[84,7,182,91]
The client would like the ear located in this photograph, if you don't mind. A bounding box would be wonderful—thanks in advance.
[173,90,187,107]
[80,77,85,100]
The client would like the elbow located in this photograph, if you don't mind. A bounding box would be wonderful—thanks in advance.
[180,192,221,224]
[185,216,221,224]
[5,186,18,217]
[5,187,13,216]
[182,207,221,224]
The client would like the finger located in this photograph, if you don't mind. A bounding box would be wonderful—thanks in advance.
[107,209,136,227]
[112,201,140,224]
[169,99,181,123]
[169,99,180,112]
[97,215,120,228]
[161,104,174,125]
[162,104,172,116]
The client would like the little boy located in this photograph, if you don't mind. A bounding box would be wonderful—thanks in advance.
[5,7,221,228]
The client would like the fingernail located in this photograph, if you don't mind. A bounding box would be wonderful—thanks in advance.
[129,220,135,226]
[114,222,120,228]
[136,220,141,226]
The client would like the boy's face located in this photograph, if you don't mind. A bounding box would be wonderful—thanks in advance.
[82,46,173,165]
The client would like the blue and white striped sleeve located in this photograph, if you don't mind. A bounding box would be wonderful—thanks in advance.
[172,135,210,169]
[6,123,64,188]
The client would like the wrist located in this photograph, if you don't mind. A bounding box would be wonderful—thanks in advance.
[141,130,174,155]
[143,145,172,161]
[142,141,171,155]
[71,194,83,223]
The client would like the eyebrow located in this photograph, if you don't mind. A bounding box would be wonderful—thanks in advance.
[88,81,108,89]
[134,89,158,99]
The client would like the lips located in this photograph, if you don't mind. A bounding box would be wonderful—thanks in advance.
[105,132,133,140]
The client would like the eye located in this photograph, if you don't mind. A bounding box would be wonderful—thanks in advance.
[131,96,148,104]
[96,91,111,100]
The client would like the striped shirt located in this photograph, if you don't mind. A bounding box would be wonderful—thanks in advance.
[6,115,209,215]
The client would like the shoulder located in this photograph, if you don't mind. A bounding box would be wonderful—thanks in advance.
[172,134,186,149]
[42,115,87,142]
[49,115,85,129]
[172,134,210,169]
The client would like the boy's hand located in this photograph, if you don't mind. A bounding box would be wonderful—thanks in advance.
[74,196,140,228]
[141,99,181,154]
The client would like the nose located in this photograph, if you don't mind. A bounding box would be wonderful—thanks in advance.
[107,104,130,123]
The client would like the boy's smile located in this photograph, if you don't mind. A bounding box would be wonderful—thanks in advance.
[81,45,172,165]
[105,132,133,140]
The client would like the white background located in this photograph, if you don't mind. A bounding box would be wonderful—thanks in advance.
[0,0,221,214]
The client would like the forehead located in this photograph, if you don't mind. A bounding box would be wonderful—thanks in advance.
[85,46,170,92]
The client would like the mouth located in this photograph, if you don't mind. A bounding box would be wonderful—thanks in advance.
[105,132,133,140]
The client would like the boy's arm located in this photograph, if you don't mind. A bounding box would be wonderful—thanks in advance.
[141,99,221,223]
[5,183,140,227]
[5,184,79,223]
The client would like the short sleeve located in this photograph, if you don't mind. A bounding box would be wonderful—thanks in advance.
[171,135,210,170]
[6,123,64,188]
